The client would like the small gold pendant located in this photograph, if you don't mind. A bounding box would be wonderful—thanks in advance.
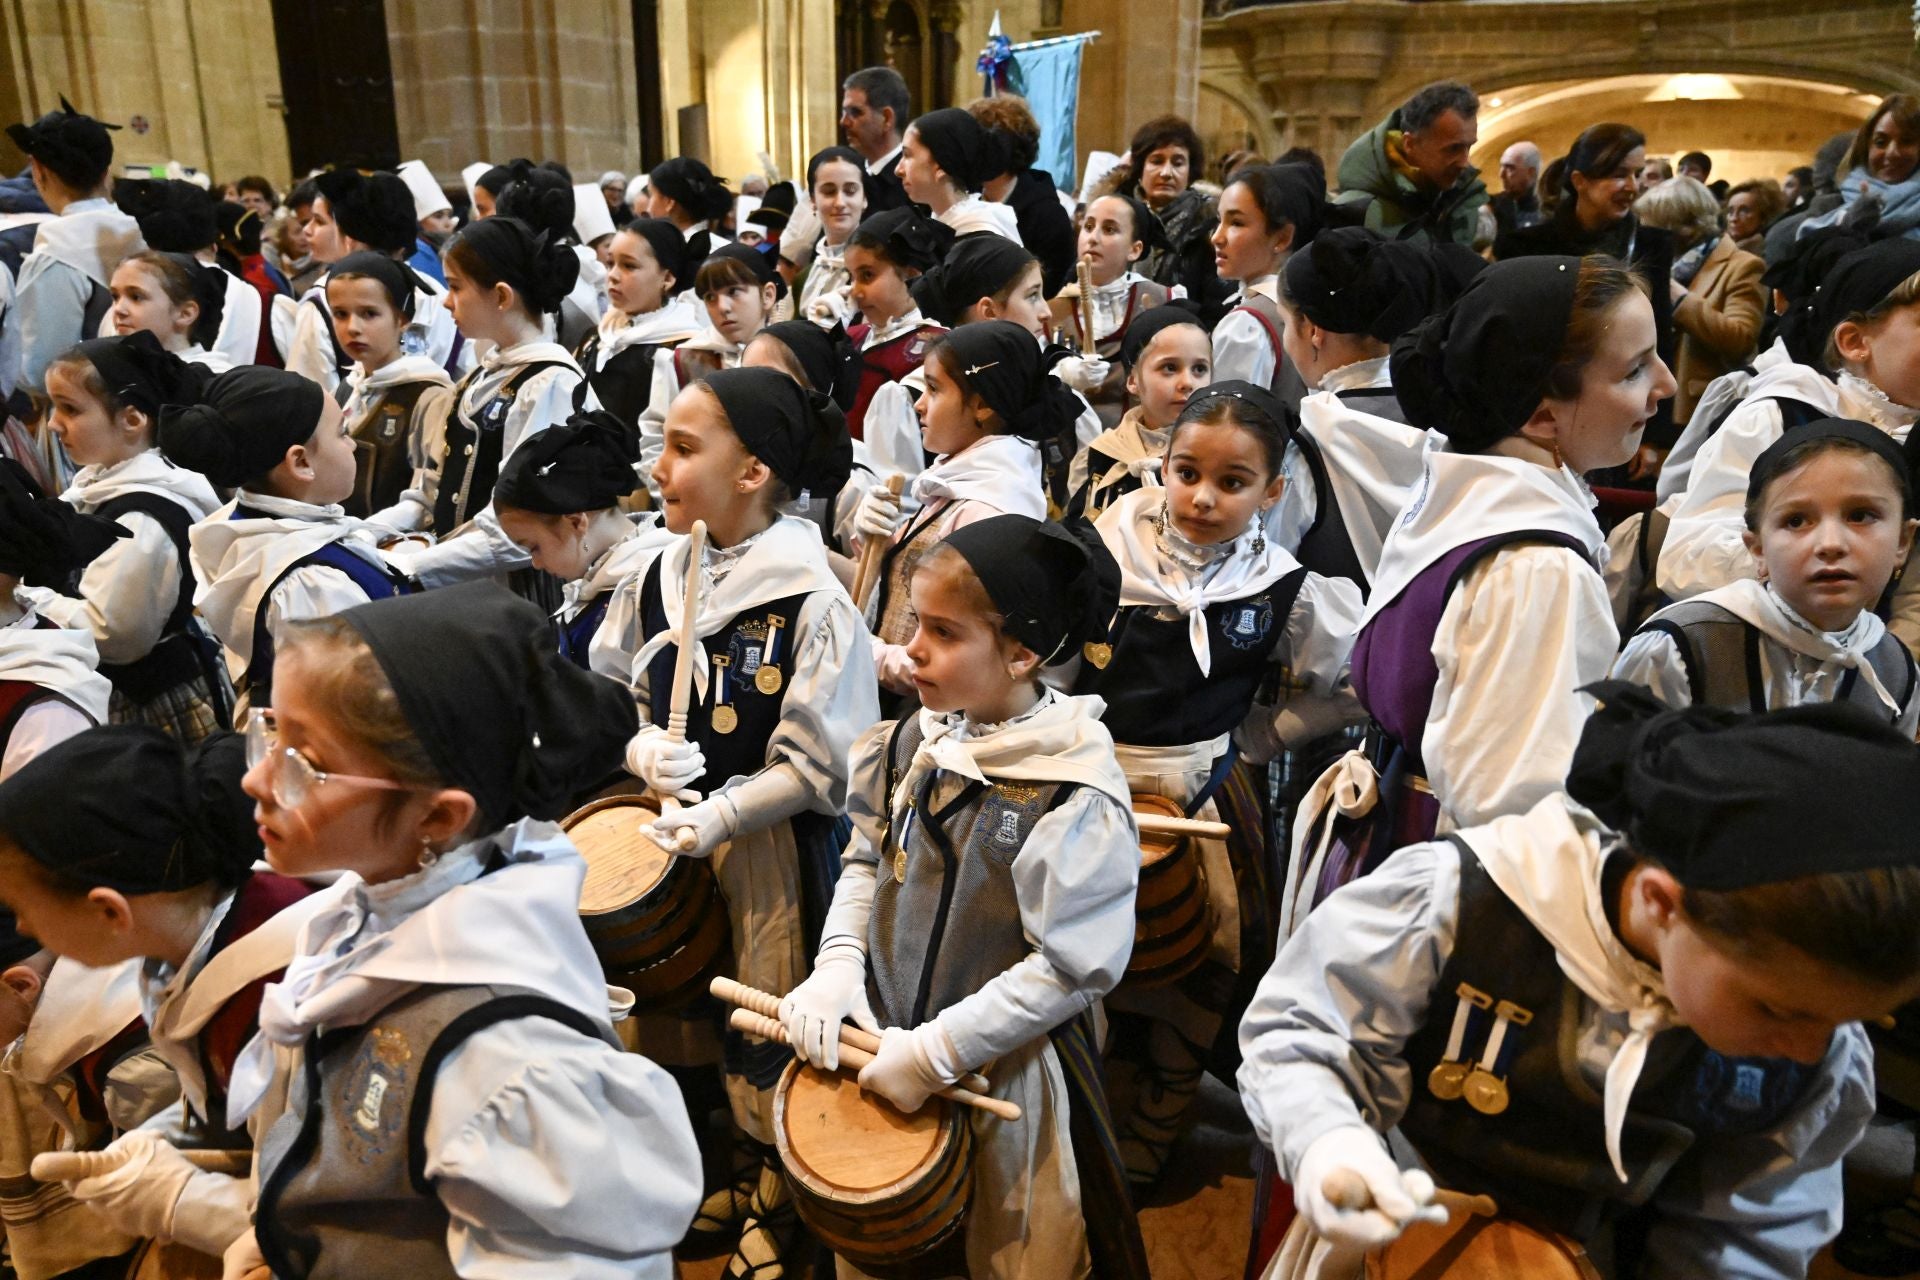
[1083,641,1113,670]
[755,665,784,696]
[893,848,907,884]
[711,704,739,734]
[1427,1061,1470,1101]
[1463,1069,1511,1116]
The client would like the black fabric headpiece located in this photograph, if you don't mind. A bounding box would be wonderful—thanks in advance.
[702,241,787,301]
[749,182,797,232]
[648,157,732,222]
[1794,238,1920,372]
[157,366,327,488]
[495,409,641,514]
[312,169,419,254]
[1119,301,1208,371]
[1108,194,1169,255]
[69,331,210,416]
[622,217,693,290]
[851,207,955,274]
[1567,681,1920,891]
[1285,226,1460,344]
[342,582,637,829]
[939,320,1082,444]
[1177,379,1294,447]
[909,108,1008,193]
[913,234,1035,326]
[756,320,858,410]
[496,166,579,244]
[1390,255,1582,451]
[1746,416,1914,511]
[0,458,127,585]
[701,366,853,500]
[329,250,427,318]
[113,178,216,252]
[451,216,579,314]
[0,726,258,893]
[6,97,117,189]
[941,515,1120,662]
[216,200,263,258]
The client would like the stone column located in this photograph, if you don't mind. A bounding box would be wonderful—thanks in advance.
[1061,0,1204,178]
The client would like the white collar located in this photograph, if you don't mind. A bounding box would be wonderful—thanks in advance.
[867,143,904,175]
[864,307,931,347]
[1319,356,1393,395]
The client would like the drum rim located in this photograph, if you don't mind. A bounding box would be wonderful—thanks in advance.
[562,792,677,918]
[774,1059,959,1203]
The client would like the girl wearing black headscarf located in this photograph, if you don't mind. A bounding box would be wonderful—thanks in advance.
[573,217,704,432]
[1209,163,1327,412]
[1294,256,1675,868]
[590,364,877,1274]
[1048,192,1172,429]
[219,584,701,1278]
[1244,686,1919,1279]
[645,156,734,266]
[0,726,317,1267]
[898,107,1024,243]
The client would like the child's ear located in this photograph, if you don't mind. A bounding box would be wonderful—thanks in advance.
[283,444,316,483]
[1124,365,1142,401]
[1831,318,1874,371]
[1899,517,1919,569]
[491,280,517,313]
[119,405,152,440]
[83,887,136,936]
[970,298,998,324]
[565,511,592,537]
[417,789,479,851]
[762,283,779,311]
[1271,222,1296,258]
[1127,238,1145,264]
[738,452,774,496]
[1741,526,1767,578]
[1262,470,1286,508]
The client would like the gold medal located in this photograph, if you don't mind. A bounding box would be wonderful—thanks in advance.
[1083,641,1113,669]
[755,665,784,695]
[1463,1069,1510,1116]
[1427,1061,1470,1101]
[894,848,907,884]
[712,704,739,734]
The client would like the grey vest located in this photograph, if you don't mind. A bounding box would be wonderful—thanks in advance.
[867,716,1079,1029]
[1638,600,1916,720]
[255,983,616,1279]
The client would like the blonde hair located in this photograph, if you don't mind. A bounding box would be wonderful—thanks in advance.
[1632,176,1721,248]
[1824,266,1920,374]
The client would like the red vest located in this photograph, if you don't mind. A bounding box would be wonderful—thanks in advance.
[199,872,316,1099]
[845,322,946,441]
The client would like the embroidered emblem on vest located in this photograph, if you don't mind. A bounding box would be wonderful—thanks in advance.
[377,405,403,441]
[729,619,770,681]
[341,1026,412,1155]
[1222,597,1274,650]
[978,782,1043,858]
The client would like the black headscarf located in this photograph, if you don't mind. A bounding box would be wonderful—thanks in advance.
[496,166,579,244]
[158,366,327,488]
[0,726,258,893]
[938,321,1083,444]
[1567,681,1920,891]
[166,252,227,344]
[312,169,419,254]
[113,178,216,253]
[914,234,1036,326]
[702,241,787,301]
[701,366,853,500]
[648,157,732,222]
[1390,255,1582,451]
[755,320,858,410]
[942,515,1120,662]
[908,109,1008,193]
[1119,301,1208,371]
[495,409,641,514]
[1285,226,1470,344]
[623,217,692,289]
[749,182,797,233]
[68,331,210,416]
[216,200,263,259]
[328,250,427,318]
[1178,379,1294,445]
[1790,238,1920,372]
[850,207,955,274]
[341,582,637,829]
[1747,416,1914,511]
[0,458,127,585]
[5,97,116,190]
[449,216,579,314]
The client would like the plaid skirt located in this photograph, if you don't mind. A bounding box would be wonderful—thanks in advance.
[109,674,228,745]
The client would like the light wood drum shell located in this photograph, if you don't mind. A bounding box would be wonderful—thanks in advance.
[563,795,731,1011]
[774,1060,973,1274]
[127,1240,225,1279]
[1127,792,1215,987]
[1365,1212,1603,1280]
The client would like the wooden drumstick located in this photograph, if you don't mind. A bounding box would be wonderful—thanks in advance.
[851,475,905,612]
[1323,1167,1497,1220]
[1135,812,1232,840]
[709,976,992,1094]
[33,1147,251,1181]
[727,1008,1022,1123]
[651,519,707,853]
[1076,256,1098,353]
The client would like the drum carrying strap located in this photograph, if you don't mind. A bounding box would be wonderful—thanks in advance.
[1183,743,1240,819]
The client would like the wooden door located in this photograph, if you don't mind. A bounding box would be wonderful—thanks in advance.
[269,0,401,175]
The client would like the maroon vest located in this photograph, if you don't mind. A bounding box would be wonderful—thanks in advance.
[845,322,946,441]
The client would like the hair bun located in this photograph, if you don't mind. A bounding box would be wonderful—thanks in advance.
[156,402,239,484]
[530,235,581,312]
[800,388,854,497]
[179,732,261,885]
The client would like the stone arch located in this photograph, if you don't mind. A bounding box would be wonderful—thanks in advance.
[1196,80,1279,176]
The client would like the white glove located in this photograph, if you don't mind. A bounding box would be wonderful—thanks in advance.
[1052,354,1112,393]
[857,1021,962,1113]
[222,1228,269,1280]
[648,794,739,858]
[781,199,822,268]
[854,483,905,541]
[806,286,855,328]
[624,725,706,802]
[63,1129,194,1241]
[780,939,880,1070]
[1291,1125,1448,1250]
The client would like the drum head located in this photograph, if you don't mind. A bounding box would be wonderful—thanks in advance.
[562,796,671,916]
[778,1062,949,1197]
[1132,792,1185,866]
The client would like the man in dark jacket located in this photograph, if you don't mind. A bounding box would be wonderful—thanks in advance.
[1334,80,1488,246]
[841,67,912,213]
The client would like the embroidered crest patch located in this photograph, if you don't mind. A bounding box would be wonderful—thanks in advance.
[339,1025,412,1160]
[1219,596,1274,650]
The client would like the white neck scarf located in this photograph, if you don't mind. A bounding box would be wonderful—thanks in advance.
[901,689,1131,813]
[910,433,1046,519]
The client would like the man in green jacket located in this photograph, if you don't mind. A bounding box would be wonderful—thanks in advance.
[1335,81,1488,246]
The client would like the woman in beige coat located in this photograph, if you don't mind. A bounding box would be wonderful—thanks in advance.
[1637,176,1767,426]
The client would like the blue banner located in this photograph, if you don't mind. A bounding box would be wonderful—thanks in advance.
[1006,35,1091,193]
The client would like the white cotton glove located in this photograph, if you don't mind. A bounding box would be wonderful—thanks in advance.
[780,939,880,1070]
[63,1129,195,1241]
[806,286,856,328]
[1291,1125,1448,1250]
[857,1021,963,1113]
[222,1228,269,1280]
[781,198,822,269]
[648,794,739,858]
[624,725,706,802]
[854,482,905,541]
[1052,353,1112,393]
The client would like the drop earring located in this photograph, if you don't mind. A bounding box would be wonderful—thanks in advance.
[1250,514,1268,556]
[418,839,439,870]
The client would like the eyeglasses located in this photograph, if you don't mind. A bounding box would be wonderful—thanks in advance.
[245,712,414,811]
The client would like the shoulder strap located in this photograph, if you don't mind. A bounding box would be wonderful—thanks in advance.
[1440,529,1590,602]
[405,993,613,1194]
[1768,396,1825,433]
[305,291,350,371]
[1634,601,1762,713]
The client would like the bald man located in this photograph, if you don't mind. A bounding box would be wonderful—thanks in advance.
[1491,140,1543,236]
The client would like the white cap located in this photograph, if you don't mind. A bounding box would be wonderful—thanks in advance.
[734,195,762,228]
[461,161,494,206]
[399,160,451,219]
[1077,150,1126,205]
[625,174,649,207]
[573,182,616,245]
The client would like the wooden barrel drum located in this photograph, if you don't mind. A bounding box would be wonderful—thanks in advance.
[126,1240,224,1280]
[1127,793,1215,986]
[1365,1212,1602,1280]
[563,795,730,1011]
[774,1060,973,1274]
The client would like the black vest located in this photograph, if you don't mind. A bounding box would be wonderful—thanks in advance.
[635,559,810,790]
[572,335,666,429]
[1398,837,1812,1241]
[432,361,571,535]
[1074,568,1307,746]
[558,591,612,671]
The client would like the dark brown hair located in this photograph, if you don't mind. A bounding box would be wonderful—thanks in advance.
[1126,116,1205,192]
[694,252,767,299]
[1845,94,1920,178]
[1170,393,1287,481]
[1540,257,1652,401]
[1683,865,1920,988]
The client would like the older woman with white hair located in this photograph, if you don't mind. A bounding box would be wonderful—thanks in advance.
[1636,175,1766,426]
